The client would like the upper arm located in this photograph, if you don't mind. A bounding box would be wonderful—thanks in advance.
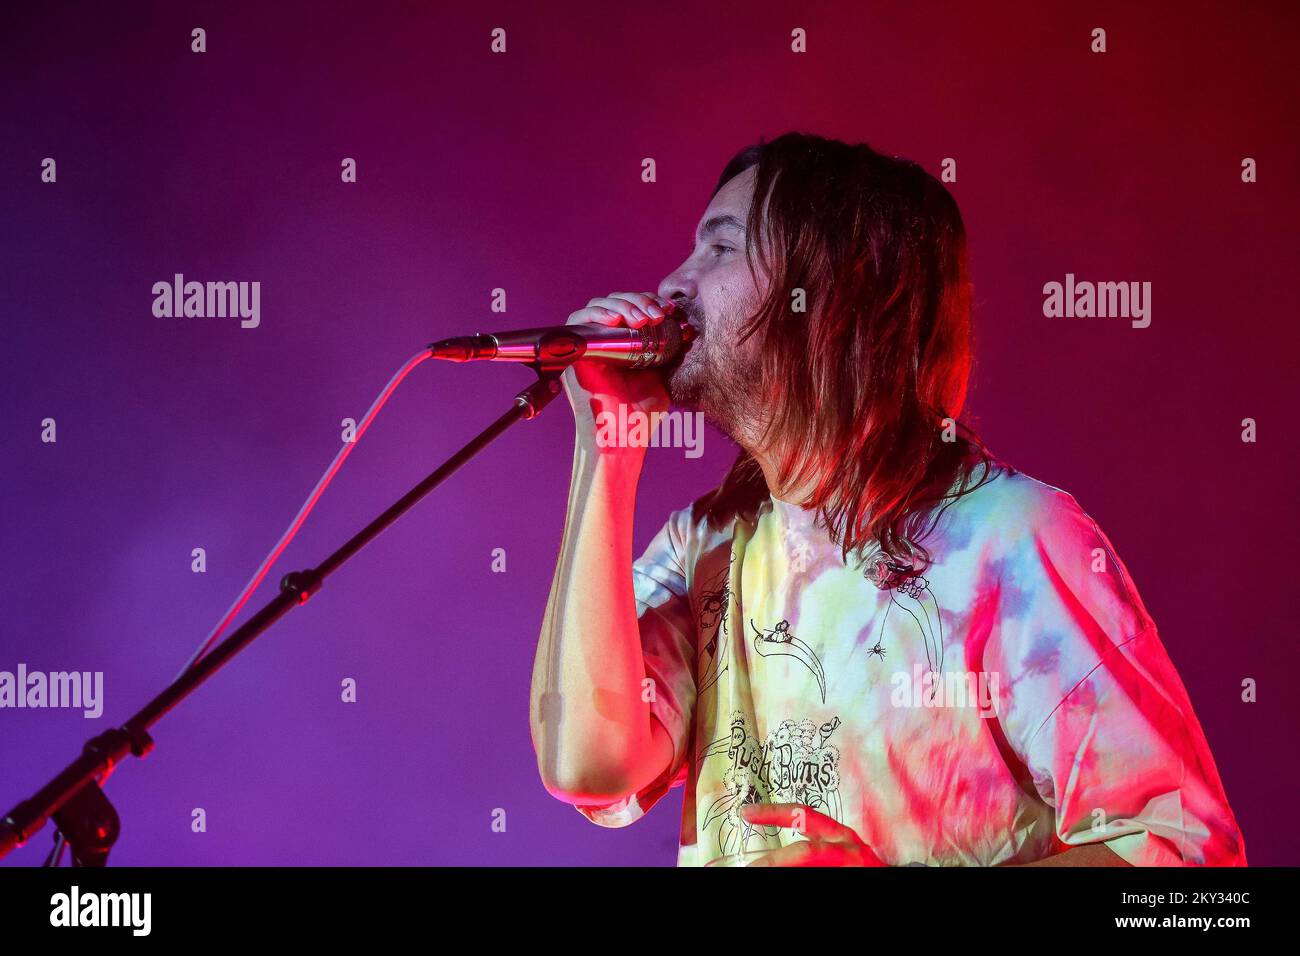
[987,488,1245,865]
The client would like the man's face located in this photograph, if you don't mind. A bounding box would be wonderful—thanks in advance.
[658,166,769,438]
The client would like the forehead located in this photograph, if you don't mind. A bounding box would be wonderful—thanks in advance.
[702,165,757,224]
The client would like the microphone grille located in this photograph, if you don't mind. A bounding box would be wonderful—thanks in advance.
[635,318,692,369]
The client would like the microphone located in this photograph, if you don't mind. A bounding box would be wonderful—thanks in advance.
[429,318,696,369]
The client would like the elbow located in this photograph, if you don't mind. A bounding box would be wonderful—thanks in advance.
[536,757,639,807]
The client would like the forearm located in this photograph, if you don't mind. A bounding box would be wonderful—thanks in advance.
[530,441,659,801]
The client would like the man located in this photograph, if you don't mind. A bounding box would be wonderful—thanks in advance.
[529,132,1246,867]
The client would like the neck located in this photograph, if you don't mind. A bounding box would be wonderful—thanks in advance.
[734,424,820,505]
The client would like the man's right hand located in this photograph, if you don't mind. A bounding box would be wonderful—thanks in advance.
[561,292,679,452]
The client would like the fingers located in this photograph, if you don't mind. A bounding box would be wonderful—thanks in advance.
[740,802,853,843]
[609,291,678,322]
[566,304,623,327]
[576,292,678,329]
[738,803,887,867]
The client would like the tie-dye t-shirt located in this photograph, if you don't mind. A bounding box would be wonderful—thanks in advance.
[577,468,1246,866]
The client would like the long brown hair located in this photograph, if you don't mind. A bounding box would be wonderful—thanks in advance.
[696,132,1004,575]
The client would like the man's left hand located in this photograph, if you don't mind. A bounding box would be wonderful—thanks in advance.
[739,803,887,866]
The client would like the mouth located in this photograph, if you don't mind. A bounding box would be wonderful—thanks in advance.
[661,319,696,376]
[677,317,700,346]
[667,301,700,331]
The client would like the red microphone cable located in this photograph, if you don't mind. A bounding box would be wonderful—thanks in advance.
[174,348,433,680]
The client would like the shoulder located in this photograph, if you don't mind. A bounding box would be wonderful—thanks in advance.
[940,464,1110,549]
[637,490,734,577]
[945,463,1155,641]
[670,488,743,546]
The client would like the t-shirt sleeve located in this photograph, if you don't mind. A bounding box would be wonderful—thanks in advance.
[985,486,1246,865]
[575,507,698,828]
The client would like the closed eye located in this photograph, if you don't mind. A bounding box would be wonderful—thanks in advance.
[686,242,738,258]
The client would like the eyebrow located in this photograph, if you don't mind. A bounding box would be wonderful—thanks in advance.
[693,213,746,246]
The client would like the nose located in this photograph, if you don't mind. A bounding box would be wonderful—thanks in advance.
[657,266,696,313]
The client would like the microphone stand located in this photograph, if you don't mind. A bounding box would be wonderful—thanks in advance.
[0,363,569,866]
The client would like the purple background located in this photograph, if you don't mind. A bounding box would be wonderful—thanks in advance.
[1,1,1296,865]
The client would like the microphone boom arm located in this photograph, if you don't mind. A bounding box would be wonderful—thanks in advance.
[0,362,570,864]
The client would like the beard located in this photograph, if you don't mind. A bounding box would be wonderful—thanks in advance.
[665,303,760,441]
